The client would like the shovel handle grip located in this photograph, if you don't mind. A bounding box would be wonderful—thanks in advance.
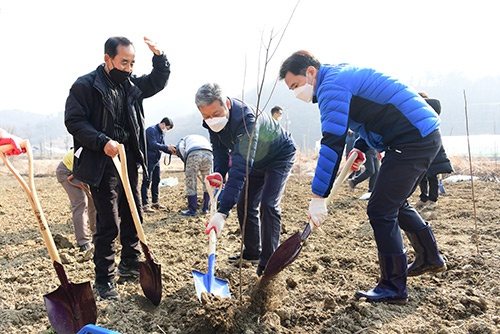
[0,144,14,153]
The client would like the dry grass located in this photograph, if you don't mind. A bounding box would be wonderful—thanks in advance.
[449,156,500,182]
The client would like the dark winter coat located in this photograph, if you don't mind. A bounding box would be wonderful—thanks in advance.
[64,54,170,187]
[427,145,454,176]
[145,123,173,164]
[424,97,453,176]
[203,98,296,216]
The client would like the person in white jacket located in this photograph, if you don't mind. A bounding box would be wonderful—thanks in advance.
[175,134,213,216]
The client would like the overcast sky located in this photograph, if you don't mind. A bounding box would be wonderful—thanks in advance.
[0,0,498,121]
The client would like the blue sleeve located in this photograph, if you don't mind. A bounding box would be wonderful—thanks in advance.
[147,127,171,154]
[312,69,351,197]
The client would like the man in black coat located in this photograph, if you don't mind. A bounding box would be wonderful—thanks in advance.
[414,92,454,210]
[65,36,171,300]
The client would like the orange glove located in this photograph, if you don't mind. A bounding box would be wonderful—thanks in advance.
[347,149,366,171]
[0,132,26,156]
[206,172,223,188]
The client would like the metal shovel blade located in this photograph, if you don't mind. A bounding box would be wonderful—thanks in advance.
[139,242,162,306]
[262,151,357,281]
[1,144,97,333]
[262,223,312,281]
[43,263,97,334]
[192,253,230,301]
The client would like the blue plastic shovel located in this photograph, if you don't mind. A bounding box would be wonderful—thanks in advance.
[192,176,231,301]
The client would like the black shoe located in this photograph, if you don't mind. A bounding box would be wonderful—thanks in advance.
[256,264,265,277]
[228,253,259,264]
[79,242,93,252]
[117,263,140,277]
[94,282,120,300]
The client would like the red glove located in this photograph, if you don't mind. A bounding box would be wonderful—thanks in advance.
[347,149,366,171]
[0,135,26,156]
[206,172,223,188]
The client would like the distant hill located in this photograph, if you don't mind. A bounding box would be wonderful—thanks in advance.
[1,73,498,158]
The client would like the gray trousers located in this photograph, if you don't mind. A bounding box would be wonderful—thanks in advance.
[56,161,96,246]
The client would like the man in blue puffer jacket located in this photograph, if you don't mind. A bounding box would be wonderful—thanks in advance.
[279,50,446,304]
[195,83,297,277]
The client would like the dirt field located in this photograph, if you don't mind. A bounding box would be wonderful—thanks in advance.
[0,155,499,333]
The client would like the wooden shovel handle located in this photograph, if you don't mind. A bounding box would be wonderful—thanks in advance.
[0,141,62,265]
[112,144,148,246]
[204,177,223,255]
[327,150,358,204]
[306,150,359,233]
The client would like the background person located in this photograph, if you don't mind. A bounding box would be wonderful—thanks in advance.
[195,83,297,276]
[175,134,213,216]
[270,105,283,122]
[64,36,171,300]
[141,117,175,213]
[279,50,446,304]
[345,129,361,179]
[414,92,454,210]
[56,148,96,252]
[349,147,381,200]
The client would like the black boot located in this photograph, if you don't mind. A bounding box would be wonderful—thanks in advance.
[406,223,446,276]
[356,252,408,304]
[201,192,210,214]
[181,195,197,216]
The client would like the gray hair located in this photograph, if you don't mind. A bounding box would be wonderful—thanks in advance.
[195,83,225,108]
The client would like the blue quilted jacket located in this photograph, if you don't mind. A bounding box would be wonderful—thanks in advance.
[313,64,440,197]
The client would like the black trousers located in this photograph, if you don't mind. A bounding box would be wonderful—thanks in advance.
[236,151,296,267]
[367,130,441,254]
[91,155,141,284]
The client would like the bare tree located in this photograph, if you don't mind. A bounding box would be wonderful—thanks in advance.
[235,1,300,301]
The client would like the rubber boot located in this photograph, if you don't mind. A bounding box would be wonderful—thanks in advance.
[406,223,447,276]
[181,195,197,216]
[201,192,210,214]
[356,252,409,304]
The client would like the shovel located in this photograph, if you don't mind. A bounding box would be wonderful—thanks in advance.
[262,151,358,280]
[112,144,162,306]
[0,141,97,334]
[192,175,231,301]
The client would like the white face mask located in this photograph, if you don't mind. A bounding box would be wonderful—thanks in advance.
[294,73,314,103]
[205,116,228,132]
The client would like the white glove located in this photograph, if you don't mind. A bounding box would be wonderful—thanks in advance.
[309,197,327,227]
[206,212,227,237]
